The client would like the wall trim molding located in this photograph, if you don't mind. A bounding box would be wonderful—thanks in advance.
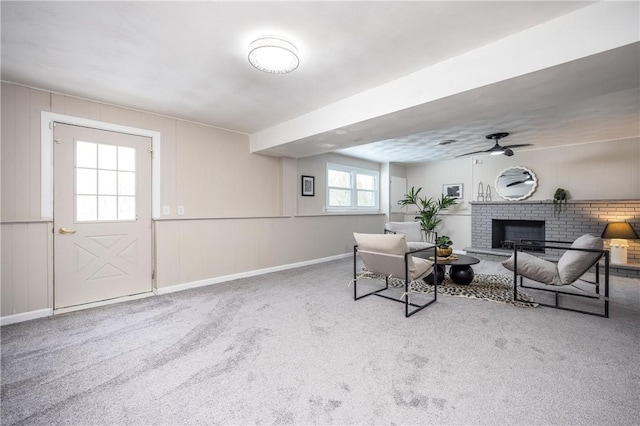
[156,252,352,295]
[0,309,53,326]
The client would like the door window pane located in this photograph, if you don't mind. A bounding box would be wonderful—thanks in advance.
[98,144,117,169]
[98,196,117,220]
[118,196,135,220]
[77,195,97,221]
[118,171,135,196]
[118,147,136,171]
[76,169,97,195]
[75,141,138,222]
[98,170,117,195]
[76,141,97,168]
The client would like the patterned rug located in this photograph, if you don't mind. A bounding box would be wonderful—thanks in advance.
[358,272,537,308]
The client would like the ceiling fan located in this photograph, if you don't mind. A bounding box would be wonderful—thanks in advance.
[456,132,532,157]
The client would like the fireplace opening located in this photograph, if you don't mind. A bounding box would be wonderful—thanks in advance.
[492,219,545,252]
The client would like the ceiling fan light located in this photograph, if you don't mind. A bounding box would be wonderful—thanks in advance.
[489,150,504,156]
[248,36,299,74]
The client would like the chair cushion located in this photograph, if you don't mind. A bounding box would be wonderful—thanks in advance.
[557,234,603,285]
[412,257,434,281]
[354,232,408,255]
[502,252,560,285]
[385,221,423,242]
[407,241,435,252]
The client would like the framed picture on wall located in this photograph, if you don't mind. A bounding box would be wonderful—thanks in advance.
[443,183,463,199]
[302,175,315,196]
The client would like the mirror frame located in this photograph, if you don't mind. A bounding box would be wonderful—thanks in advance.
[494,166,538,201]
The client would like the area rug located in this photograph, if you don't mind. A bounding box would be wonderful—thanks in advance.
[358,272,537,308]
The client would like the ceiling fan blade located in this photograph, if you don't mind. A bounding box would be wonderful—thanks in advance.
[504,143,533,149]
[455,148,489,158]
[506,179,526,187]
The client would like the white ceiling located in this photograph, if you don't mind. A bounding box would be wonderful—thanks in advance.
[2,1,639,164]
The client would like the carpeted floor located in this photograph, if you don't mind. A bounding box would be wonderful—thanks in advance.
[1,258,639,425]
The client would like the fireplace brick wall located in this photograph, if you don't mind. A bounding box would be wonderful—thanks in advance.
[469,200,640,276]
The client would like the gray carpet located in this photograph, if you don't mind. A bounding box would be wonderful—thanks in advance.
[1,258,639,425]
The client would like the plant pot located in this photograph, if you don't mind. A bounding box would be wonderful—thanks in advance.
[436,247,453,257]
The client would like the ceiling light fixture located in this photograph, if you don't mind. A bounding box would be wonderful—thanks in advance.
[248,36,299,74]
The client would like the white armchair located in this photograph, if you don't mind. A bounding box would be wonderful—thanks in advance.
[502,234,609,317]
[353,232,437,317]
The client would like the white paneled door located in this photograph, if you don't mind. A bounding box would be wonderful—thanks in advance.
[53,123,152,309]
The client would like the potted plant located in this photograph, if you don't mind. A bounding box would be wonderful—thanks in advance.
[553,188,568,215]
[398,186,458,238]
[435,235,453,257]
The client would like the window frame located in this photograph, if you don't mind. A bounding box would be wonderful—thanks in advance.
[325,162,379,211]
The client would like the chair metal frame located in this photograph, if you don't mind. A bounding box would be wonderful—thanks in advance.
[353,244,438,317]
[512,239,610,318]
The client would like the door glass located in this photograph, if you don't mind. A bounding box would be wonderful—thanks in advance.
[98,170,117,195]
[98,144,117,169]
[77,195,98,221]
[98,196,118,220]
[118,196,136,220]
[118,171,135,195]
[118,147,136,172]
[76,168,97,195]
[76,141,97,168]
[76,141,136,222]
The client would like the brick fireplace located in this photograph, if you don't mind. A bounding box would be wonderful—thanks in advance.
[467,200,640,278]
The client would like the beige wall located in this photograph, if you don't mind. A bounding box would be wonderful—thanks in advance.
[404,158,474,251]
[405,138,640,250]
[1,83,384,319]
[1,221,51,316]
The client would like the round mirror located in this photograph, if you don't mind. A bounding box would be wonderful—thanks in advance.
[495,166,538,201]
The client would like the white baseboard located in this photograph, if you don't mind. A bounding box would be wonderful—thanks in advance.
[53,291,156,315]
[1,308,53,326]
[1,253,352,324]
[157,252,352,295]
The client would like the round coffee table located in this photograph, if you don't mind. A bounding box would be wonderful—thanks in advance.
[424,253,480,285]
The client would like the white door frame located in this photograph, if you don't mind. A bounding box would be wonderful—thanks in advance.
[41,112,161,311]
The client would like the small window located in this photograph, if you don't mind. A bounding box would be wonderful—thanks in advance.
[326,163,379,211]
[75,141,136,222]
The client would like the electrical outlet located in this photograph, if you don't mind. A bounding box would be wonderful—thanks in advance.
[177,206,185,215]
[162,205,170,215]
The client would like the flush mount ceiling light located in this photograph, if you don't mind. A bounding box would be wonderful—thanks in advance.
[248,36,299,74]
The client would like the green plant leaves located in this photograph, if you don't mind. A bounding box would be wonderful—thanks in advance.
[399,186,457,232]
